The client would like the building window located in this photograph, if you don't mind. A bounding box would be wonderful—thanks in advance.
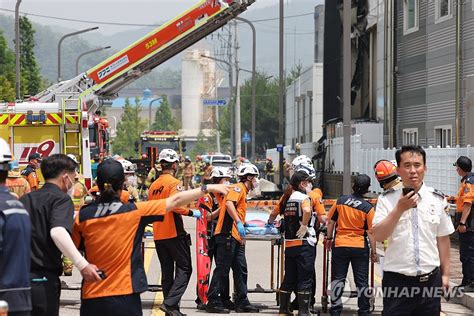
[403,128,418,145]
[403,0,419,34]
[435,125,452,148]
[435,0,452,23]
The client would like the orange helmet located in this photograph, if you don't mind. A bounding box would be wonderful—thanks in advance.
[373,160,398,187]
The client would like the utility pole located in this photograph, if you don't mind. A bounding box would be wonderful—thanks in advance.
[227,26,235,156]
[343,0,352,194]
[278,0,285,188]
[234,21,242,158]
[15,0,22,100]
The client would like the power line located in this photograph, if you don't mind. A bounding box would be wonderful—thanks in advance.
[0,7,313,27]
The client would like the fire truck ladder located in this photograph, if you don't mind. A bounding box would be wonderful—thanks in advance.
[35,0,255,109]
[62,98,82,163]
[90,0,255,99]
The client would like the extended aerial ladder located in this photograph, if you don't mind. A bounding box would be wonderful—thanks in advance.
[35,0,255,110]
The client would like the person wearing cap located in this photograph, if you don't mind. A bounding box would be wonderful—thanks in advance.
[19,154,101,316]
[72,159,228,315]
[21,153,42,191]
[206,163,261,314]
[148,149,202,316]
[0,138,32,316]
[373,146,454,315]
[325,174,377,316]
[453,156,474,291]
[267,171,318,316]
[265,157,275,183]
[183,156,195,190]
[6,159,31,198]
[195,167,233,310]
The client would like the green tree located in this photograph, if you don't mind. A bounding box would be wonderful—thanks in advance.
[0,30,15,101]
[19,16,42,96]
[190,130,215,158]
[219,71,279,157]
[151,95,178,131]
[112,97,147,157]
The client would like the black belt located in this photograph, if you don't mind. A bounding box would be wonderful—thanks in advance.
[386,267,439,283]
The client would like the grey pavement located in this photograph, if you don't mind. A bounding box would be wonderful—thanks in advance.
[60,213,473,315]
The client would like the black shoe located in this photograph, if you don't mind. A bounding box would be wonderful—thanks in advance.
[223,300,235,310]
[196,302,206,310]
[235,304,260,313]
[205,304,230,314]
[159,304,186,316]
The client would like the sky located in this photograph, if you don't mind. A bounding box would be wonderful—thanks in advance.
[0,0,290,35]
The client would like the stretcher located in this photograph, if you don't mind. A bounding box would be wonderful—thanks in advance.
[320,230,376,313]
[244,211,284,298]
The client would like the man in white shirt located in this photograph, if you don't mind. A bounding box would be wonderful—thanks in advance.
[373,145,454,315]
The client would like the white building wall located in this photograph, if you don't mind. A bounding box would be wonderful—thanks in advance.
[285,64,324,148]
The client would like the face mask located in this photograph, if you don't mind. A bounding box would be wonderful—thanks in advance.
[252,178,261,190]
[66,175,75,197]
[248,178,261,199]
[305,183,313,193]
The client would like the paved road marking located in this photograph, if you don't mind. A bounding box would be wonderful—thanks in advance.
[143,241,164,315]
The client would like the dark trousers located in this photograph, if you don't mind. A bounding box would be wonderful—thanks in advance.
[459,231,474,285]
[382,269,441,316]
[196,236,230,305]
[30,271,60,316]
[155,235,192,308]
[280,244,315,292]
[81,293,142,316]
[207,235,250,308]
[330,246,370,316]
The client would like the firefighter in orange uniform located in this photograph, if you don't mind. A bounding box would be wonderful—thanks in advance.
[72,159,229,315]
[21,153,42,190]
[454,156,474,291]
[206,164,261,314]
[6,159,30,198]
[326,174,378,315]
[149,149,202,316]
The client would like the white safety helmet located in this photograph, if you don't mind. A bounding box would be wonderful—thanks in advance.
[67,154,78,163]
[210,166,232,179]
[0,138,13,171]
[291,155,313,170]
[120,159,136,174]
[236,163,259,178]
[294,163,316,180]
[158,149,179,163]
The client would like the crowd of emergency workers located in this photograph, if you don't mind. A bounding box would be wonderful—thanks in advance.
[1,138,474,316]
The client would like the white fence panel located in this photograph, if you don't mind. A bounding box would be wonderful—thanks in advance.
[326,136,473,195]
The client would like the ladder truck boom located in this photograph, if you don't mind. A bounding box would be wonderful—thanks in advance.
[35,0,255,108]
